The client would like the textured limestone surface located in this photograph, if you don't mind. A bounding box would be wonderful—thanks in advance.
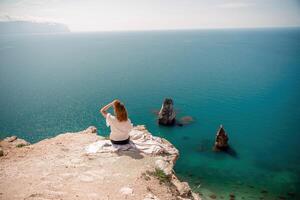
[0,126,200,200]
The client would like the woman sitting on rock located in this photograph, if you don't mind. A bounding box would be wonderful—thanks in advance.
[100,100,133,145]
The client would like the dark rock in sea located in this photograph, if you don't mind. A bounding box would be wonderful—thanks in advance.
[236,181,243,185]
[194,181,201,185]
[229,193,235,198]
[278,196,286,200]
[213,125,229,151]
[158,98,176,126]
[261,190,268,194]
[177,123,183,127]
[287,192,295,197]
[209,194,217,199]
[248,185,255,189]
[155,99,193,127]
[151,109,160,115]
[182,136,190,140]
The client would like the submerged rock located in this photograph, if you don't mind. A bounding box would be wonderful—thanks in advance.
[214,125,229,151]
[261,190,268,194]
[278,196,286,200]
[287,192,295,197]
[178,116,194,126]
[182,136,190,140]
[158,98,176,126]
[229,193,235,199]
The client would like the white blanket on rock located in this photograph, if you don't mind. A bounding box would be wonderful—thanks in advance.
[85,128,178,155]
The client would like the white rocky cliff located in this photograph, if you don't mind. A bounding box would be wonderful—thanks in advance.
[0,126,201,200]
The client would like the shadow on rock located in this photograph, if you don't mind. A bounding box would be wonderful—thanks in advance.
[115,150,144,160]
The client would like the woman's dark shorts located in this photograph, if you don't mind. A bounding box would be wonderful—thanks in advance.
[110,137,130,145]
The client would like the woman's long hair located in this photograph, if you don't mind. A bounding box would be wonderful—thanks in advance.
[113,100,128,122]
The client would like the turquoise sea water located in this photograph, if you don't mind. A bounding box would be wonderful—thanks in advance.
[1,28,300,199]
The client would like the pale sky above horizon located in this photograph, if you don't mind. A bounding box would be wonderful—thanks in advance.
[0,0,300,32]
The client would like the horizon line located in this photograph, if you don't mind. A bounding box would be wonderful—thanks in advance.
[70,25,300,33]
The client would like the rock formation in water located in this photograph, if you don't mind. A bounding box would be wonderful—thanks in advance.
[214,125,229,151]
[0,126,201,200]
[158,98,176,126]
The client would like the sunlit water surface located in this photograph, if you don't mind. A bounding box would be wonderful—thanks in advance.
[1,28,300,199]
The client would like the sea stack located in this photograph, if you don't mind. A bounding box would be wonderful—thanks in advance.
[158,98,176,126]
[214,125,229,151]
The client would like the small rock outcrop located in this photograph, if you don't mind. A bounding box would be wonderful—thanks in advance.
[3,136,17,142]
[82,126,97,134]
[158,98,176,126]
[214,125,229,151]
[0,135,30,157]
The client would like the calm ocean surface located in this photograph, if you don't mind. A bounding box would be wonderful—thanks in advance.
[1,28,300,199]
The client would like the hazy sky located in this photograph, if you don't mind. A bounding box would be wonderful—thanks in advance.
[1,0,300,31]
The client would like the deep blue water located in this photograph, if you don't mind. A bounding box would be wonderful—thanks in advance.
[1,28,300,199]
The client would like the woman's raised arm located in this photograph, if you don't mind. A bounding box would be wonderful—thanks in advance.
[100,102,113,118]
[99,100,118,118]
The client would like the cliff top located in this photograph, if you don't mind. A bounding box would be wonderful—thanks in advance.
[0,126,200,200]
